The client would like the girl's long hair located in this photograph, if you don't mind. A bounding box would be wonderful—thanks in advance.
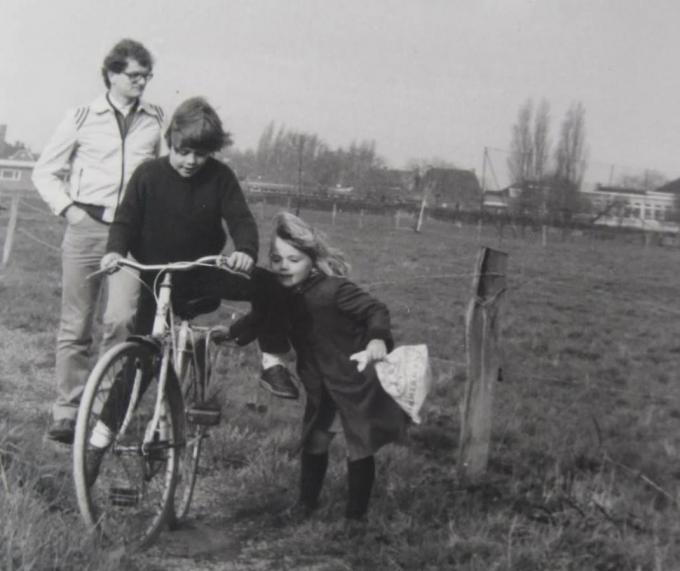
[270,211,350,277]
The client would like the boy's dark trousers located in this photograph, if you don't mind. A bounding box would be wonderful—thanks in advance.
[98,266,289,431]
[134,266,289,351]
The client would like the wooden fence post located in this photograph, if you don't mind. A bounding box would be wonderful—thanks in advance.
[332,203,337,226]
[415,198,426,232]
[2,194,20,267]
[458,246,508,481]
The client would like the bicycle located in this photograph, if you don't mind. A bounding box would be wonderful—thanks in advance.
[73,255,246,550]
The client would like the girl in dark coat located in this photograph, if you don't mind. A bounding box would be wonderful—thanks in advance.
[269,212,408,522]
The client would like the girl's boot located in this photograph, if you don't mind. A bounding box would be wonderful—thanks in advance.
[345,455,375,520]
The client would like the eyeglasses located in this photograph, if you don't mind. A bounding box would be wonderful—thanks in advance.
[121,71,153,83]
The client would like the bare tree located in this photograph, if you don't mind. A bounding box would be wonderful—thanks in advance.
[507,99,553,230]
[554,102,587,188]
[507,99,534,184]
[533,99,550,182]
[550,102,588,226]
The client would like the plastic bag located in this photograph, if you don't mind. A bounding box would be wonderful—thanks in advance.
[352,344,432,424]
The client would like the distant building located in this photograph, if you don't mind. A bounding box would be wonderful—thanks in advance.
[420,168,481,210]
[0,158,38,194]
[581,184,677,233]
[0,124,7,157]
[365,168,415,202]
[656,178,680,196]
[0,123,38,161]
[0,123,39,195]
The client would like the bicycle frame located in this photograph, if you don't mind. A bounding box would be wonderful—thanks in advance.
[111,255,246,452]
[141,272,175,449]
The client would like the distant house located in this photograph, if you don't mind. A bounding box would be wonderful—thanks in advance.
[0,123,39,196]
[0,124,38,162]
[0,158,38,195]
[420,168,481,210]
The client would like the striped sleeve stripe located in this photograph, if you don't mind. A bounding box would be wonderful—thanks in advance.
[74,106,90,130]
[151,104,164,126]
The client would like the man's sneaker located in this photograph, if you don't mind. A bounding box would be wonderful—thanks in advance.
[260,365,299,400]
[84,445,108,487]
[47,418,75,445]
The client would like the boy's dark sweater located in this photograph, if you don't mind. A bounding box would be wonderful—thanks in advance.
[107,156,258,264]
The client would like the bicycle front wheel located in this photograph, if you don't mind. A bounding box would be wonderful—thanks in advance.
[73,340,183,550]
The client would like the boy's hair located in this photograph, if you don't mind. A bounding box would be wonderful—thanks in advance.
[101,39,154,88]
[164,97,232,153]
[270,211,350,277]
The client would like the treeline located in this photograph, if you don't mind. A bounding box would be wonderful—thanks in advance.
[223,122,387,195]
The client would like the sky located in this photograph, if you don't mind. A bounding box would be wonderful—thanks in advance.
[2,0,680,188]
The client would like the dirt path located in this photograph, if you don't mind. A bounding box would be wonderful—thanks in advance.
[1,324,351,570]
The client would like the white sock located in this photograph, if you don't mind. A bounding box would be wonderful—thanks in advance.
[89,421,114,448]
[261,352,287,369]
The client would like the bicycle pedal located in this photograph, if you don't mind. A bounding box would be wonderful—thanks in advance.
[186,406,221,426]
[109,486,140,508]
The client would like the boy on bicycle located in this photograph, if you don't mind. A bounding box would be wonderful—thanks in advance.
[102,96,295,389]
[87,97,297,475]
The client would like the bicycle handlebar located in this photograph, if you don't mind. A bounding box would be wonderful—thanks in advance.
[88,255,251,280]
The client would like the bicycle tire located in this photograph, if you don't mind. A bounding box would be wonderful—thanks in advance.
[171,337,206,524]
[73,340,183,550]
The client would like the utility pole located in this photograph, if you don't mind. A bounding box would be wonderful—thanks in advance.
[295,135,305,216]
[478,148,488,241]
[415,165,431,233]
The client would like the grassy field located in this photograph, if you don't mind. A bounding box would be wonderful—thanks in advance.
[2,196,680,570]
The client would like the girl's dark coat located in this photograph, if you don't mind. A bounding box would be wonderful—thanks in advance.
[285,273,408,459]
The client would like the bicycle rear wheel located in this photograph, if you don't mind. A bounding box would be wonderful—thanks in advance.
[171,343,204,524]
[73,340,183,550]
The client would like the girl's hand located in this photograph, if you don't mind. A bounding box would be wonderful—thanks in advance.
[365,339,388,363]
[350,339,388,372]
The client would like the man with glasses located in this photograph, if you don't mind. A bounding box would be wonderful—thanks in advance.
[33,38,164,444]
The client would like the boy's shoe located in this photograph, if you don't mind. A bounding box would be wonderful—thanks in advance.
[260,365,299,400]
[84,445,108,487]
[47,418,75,445]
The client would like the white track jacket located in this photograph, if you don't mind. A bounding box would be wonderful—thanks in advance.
[33,94,164,222]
